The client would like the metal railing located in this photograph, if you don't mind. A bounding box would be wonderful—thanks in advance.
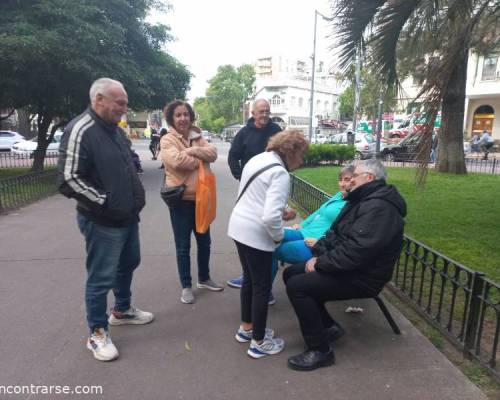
[289,173,500,378]
[0,170,58,213]
[380,155,499,174]
[0,152,59,169]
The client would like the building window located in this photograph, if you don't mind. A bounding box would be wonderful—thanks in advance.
[482,56,498,81]
[298,97,303,108]
[291,96,296,106]
[324,101,329,111]
[271,95,282,106]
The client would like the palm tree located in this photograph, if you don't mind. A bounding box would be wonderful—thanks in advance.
[332,0,500,174]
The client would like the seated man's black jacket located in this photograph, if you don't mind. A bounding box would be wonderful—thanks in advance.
[312,179,407,294]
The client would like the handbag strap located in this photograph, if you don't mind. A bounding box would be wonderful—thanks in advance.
[236,163,282,204]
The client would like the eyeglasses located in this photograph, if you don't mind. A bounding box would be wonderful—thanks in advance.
[256,111,271,116]
[351,172,373,178]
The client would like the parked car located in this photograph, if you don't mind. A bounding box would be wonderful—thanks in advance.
[311,134,328,144]
[0,131,25,151]
[11,131,63,157]
[330,131,387,159]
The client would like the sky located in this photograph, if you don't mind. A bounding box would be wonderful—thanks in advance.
[150,0,337,101]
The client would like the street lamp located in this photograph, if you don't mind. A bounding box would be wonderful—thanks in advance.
[308,10,334,142]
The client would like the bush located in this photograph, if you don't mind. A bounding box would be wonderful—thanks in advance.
[303,144,355,166]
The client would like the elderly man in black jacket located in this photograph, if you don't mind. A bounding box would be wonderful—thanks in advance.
[284,159,407,371]
[227,99,282,181]
[58,78,153,362]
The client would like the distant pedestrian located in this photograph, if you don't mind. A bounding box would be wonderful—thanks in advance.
[159,128,168,169]
[470,133,481,153]
[430,134,439,163]
[57,78,153,362]
[149,127,161,160]
[127,139,144,174]
[479,130,494,160]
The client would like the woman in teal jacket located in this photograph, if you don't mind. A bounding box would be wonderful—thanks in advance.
[272,165,354,273]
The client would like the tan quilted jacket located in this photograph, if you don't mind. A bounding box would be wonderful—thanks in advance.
[160,126,217,201]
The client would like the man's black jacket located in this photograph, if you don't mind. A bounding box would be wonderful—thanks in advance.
[57,108,145,227]
[227,117,281,180]
[312,179,407,294]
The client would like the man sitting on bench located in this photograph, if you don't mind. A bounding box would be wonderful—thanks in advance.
[283,159,407,371]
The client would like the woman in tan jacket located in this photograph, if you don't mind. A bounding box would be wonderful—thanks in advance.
[161,100,223,304]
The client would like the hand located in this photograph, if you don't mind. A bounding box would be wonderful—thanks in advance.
[282,208,297,221]
[304,238,317,248]
[305,257,317,273]
[291,223,301,230]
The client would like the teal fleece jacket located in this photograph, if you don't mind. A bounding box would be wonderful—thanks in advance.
[300,191,347,239]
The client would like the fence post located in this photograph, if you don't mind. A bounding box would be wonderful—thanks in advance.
[464,272,485,358]
[492,158,496,174]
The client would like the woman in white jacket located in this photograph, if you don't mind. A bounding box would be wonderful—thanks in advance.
[228,130,308,359]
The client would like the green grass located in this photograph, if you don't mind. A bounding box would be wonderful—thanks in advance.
[0,167,33,179]
[294,166,500,281]
[0,167,57,211]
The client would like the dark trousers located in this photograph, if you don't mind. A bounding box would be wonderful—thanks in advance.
[283,263,376,350]
[169,200,211,288]
[234,241,273,341]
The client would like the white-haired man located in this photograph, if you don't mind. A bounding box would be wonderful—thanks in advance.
[57,78,153,362]
[284,159,407,371]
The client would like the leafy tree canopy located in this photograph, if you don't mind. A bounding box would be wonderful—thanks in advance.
[195,64,255,132]
[0,0,191,169]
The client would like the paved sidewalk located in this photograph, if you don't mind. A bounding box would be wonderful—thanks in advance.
[0,141,487,400]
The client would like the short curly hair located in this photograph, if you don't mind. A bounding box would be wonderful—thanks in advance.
[266,129,309,166]
[163,100,195,128]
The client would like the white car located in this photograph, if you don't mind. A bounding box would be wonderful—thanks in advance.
[311,134,328,144]
[11,132,63,157]
[0,131,25,151]
[330,131,387,159]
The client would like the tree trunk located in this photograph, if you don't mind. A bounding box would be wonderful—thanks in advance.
[17,109,35,139]
[30,112,53,172]
[435,50,467,174]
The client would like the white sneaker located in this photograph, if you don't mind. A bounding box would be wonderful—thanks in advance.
[235,326,275,343]
[181,288,195,304]
[108,306,154,326]
[247,337,285,359]
[86,328,119,361]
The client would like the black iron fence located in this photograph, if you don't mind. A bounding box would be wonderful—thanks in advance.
[0,152,59,169]
[289,173,500,378]
[0,170,58,213]
[380,155,499,174]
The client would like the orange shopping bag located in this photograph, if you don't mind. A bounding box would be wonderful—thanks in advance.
[195,160,217,233]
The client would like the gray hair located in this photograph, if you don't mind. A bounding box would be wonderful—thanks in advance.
[89,78,124,102]
[251,99,270,111]
[358,159,387,180]
[338,164,355,179]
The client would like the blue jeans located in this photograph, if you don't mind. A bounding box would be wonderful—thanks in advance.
[77,212,140,332]
[169,200,211,288]
[272,228,313,280]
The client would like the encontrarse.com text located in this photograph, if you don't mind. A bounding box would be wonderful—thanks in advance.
[0,385,103,396]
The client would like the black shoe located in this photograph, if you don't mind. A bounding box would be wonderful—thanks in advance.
[326,322,346,343]
[288,349,335,371]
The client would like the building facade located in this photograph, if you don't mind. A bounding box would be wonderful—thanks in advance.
[464,51,500,140]
[249,55,340,135]
[397,51,500,141]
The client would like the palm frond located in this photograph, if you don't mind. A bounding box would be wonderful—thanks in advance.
[332,0,387,70]
[369,0,421,86]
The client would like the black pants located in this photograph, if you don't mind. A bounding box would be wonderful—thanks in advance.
[234,241,273,341]
[283,263,376,350]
